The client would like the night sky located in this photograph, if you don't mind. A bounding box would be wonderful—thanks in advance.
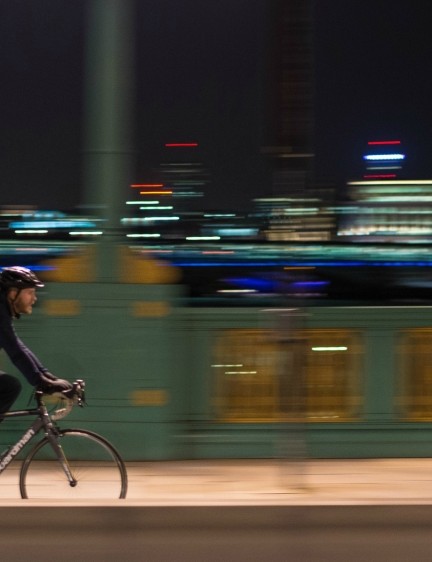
[1,0,432,212]
[314,0,432,185]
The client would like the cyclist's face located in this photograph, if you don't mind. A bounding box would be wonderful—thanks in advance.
[11,287,37,315]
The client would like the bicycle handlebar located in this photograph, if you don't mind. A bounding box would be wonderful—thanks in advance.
[36,378,86,406]
[35,378,86,421]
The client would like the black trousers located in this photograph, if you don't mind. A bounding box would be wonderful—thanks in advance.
[0,373,21,415]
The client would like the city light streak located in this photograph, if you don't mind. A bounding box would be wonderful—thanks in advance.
[131,184,164,188]
[363,154,405,161]
[165,143,198,147]
[139,191,173,195]
[367,140,401,145]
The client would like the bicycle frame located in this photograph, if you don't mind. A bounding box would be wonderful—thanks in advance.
[0,394,69,477]
[0,380,126,499]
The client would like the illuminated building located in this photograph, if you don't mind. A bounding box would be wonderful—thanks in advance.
[0,206,102,240]
[338,141,432,241]
[123,142,210,240]
[158,142,207,212]
[125,142,266,241]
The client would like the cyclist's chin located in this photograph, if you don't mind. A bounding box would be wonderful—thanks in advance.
[21,306,33,315]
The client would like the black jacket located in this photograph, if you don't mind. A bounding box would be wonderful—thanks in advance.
[0,291,46,385]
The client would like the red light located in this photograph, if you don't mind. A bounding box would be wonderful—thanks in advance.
[363,174,397,179]
[131,184,164,188]
[165,143,198,147]
[367,140,401,145]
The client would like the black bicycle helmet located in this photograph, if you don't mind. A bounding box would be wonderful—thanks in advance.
[0,266,44,289]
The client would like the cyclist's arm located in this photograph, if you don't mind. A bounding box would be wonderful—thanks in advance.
[0,322,47,385]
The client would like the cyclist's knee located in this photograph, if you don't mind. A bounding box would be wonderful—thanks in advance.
[0,374,21,392]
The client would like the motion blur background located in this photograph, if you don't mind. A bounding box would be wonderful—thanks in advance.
[2,0,432,462]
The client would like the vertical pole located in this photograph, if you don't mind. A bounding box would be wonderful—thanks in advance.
[82,0,135,281]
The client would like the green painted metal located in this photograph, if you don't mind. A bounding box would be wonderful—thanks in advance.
[0,283,183,461]
[82,0,135,281]
[3,286,432,460]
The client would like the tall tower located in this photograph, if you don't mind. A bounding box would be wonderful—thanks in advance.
[262,0,315,197]
[259,0,335,241]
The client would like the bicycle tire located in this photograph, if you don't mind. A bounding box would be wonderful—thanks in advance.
[19,428,128,500]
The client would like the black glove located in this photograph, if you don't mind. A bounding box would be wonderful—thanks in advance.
[38,372,74,396]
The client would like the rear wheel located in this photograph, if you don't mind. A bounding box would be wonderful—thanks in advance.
[19,429,128,499]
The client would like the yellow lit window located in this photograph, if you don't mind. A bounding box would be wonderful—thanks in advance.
[212,328,363,422]
[398,329,432,420]
[304,330,363,421]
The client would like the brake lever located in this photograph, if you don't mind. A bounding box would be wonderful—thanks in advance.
[74,379,86,406]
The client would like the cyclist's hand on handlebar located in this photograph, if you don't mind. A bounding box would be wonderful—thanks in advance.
[38,373,74,396]
[40,371,57,381]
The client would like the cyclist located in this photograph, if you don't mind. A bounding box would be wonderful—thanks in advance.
[0,266,73,414]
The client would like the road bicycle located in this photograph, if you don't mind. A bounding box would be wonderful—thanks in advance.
[0,379,128,500]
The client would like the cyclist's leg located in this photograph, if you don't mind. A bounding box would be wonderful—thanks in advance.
[0,372,21,415]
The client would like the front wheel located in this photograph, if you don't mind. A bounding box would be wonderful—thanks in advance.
[19,429,128,500]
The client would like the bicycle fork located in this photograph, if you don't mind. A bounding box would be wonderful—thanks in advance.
[44,423,77,488]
